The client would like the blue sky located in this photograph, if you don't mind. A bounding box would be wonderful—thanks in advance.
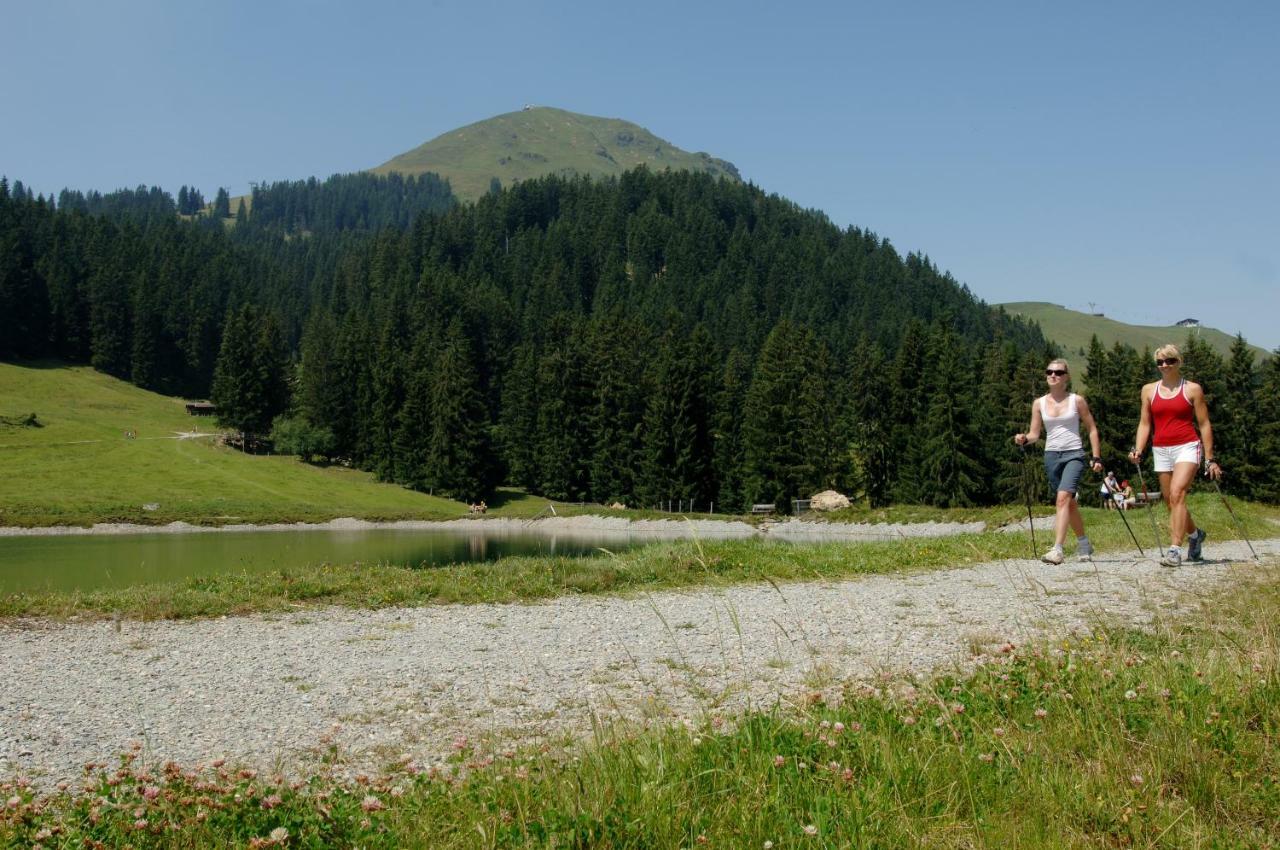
[3,0,1277,348]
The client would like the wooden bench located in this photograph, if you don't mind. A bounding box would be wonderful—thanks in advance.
[750,503,776,516]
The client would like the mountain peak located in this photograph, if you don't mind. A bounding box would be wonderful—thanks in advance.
[371,107,739,201]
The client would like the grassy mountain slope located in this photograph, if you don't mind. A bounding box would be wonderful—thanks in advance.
[371,106,740,202]
[999,302,1268,361]
[0,362,467,527]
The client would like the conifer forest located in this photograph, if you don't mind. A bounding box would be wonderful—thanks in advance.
[2,170,1276,507]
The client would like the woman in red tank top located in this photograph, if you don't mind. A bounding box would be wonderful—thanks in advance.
[1129,344,1220,567]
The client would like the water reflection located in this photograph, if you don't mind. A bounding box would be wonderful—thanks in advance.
[0,527,647,594]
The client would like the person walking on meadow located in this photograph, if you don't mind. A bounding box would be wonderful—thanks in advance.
[1014,358,1105,564]
[1128,344,1220,567]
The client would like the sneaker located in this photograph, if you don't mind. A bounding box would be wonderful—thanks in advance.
[1187,529,1207,561]
[1041,547,1065,565]
[1159,548,1182,568]
[1077,540,1094,562]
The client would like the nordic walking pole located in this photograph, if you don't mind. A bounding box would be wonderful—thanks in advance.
[1019,444,1037,558]
[1207,471,1260,562]
[1100,471,1144,556]
[1131,457,1163,554]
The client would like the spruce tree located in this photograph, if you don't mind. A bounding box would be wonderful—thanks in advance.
[586,314,647,505]
[214,188,231,218]
[87,256,131,379]
[393,329,436,490]
[369,315,407,481]
[1218,336,1262,497]
[845,337,892,507]
[211,306,262,437]
[712,348,751,513]
[742,320,816,512]
[497,342,541,490]
[1255,350,1280,503]
[426,319,497,501]
[913,325,983,507]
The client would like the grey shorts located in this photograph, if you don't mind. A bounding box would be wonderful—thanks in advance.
[1045,450,1086,495]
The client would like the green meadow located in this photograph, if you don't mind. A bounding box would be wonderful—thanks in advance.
[999,301,1268,361]
[0,361,464,528]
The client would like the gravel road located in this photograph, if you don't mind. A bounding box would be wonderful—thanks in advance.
[2,538,1274,787]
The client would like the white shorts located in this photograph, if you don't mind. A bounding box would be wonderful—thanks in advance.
[1153,441,1201,473]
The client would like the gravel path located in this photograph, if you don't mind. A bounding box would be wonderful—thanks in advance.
[2,539,1274,787]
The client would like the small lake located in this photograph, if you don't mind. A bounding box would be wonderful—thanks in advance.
[0,527,651,594]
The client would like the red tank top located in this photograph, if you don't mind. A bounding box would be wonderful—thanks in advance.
[1150,381,1199,446]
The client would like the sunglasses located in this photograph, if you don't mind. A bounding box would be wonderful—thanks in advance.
[1155,358,1179,366]
[1045,369,1068,376]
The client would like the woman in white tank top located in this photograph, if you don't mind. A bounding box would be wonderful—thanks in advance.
[1013,358,1104,564]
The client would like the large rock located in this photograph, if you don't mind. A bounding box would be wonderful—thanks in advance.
[810,490,851,511]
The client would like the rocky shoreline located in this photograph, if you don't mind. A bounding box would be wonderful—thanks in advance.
[0,514,988,540]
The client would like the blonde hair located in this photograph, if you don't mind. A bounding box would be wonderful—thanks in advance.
[1154,344,1181,362]
[1047,358,1070,373]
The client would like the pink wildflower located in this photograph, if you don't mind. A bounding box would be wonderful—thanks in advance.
[1130,773,1144,786]
[360,794,384,812]
[803,824,818,835]
[1034,708,1047,719]
[142,785,161,801]
[774,755,786,767]
[260,794,282,809]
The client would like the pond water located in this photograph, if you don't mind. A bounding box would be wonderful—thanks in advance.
[0,527,650,594]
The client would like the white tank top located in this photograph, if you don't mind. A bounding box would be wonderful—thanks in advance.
[1041,393,1083,452]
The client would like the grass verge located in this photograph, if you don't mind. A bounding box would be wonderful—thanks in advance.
[3,562,1276,847]
[3,495,1274,622]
